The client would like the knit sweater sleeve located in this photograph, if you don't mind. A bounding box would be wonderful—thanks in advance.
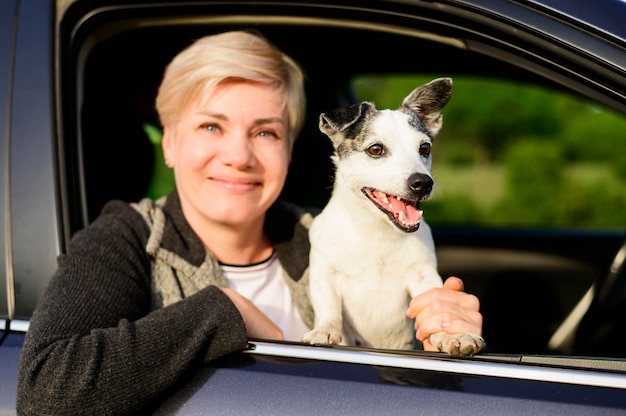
[16,200,248,415]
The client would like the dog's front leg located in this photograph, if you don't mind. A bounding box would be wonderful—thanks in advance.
[429,332,485,356]
[301,260,344,345]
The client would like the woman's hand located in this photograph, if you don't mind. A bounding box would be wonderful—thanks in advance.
[220,287,284,340]
[406,276,483,351]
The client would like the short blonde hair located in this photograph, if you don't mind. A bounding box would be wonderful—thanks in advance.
[156,30,306,148]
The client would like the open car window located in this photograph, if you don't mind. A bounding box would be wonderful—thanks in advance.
[70,10,625,363]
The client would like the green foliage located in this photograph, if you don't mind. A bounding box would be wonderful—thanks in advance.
[503,140,564,200]
[493,140,565,227]
[142,123,175,199]
[422,194,481,225]
[352,75,626,228]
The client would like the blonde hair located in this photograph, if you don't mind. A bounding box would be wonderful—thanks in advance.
[156,30,306,148]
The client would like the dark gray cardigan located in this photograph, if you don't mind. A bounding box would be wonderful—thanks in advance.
[17,190,314,416]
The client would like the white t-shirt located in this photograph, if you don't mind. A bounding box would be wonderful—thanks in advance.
[221,252,309,341]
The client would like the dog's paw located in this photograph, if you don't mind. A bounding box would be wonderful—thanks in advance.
[301,325,343,345]
[429,332,486,356]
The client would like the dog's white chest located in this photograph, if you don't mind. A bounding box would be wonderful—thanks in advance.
[307,209,442,349]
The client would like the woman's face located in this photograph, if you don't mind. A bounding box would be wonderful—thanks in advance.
[162,81,291,231]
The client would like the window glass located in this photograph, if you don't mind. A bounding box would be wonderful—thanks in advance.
[352,75,626,229]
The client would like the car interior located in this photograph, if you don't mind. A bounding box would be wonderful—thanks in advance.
[63,8,626,364]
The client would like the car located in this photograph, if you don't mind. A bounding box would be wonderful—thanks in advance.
[2,0,626,414]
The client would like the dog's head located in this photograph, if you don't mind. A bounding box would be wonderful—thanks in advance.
[318,77,452,233]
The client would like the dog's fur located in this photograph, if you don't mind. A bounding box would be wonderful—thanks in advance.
[301,78,485,356]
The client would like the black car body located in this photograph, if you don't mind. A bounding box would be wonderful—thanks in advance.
[2,0,626,414]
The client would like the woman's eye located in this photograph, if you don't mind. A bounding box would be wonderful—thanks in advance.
[366,144,385,157]
[419,142,431,156]
[257,130,282,141]
[201,123,219,133]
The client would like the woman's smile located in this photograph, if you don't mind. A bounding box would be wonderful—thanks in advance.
[208,174,262,193]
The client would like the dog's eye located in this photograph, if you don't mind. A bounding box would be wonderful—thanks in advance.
[366,144,385,157]
[419,142,431,156]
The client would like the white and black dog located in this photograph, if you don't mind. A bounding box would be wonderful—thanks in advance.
[301,78,485,356]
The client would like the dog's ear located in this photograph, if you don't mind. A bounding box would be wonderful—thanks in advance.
[401,77,452,136]
[319,101,376,146]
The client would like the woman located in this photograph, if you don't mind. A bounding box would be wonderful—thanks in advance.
[17,30,482,415]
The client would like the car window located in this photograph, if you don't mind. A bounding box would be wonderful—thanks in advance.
[73,18,626,361]
[352,74,626,229]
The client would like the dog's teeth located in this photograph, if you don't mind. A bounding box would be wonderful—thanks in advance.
[378,191,389,204]
[398,211,404,222]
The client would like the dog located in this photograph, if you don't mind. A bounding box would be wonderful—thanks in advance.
[301,78,485,356]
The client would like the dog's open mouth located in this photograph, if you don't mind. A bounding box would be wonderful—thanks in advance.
[362,187,423,233]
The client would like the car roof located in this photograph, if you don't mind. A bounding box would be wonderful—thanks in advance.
[520,0,626,43]
[57,0,626,43]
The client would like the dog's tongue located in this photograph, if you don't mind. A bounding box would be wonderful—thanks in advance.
[368,189,423,225]
[386,194,421,223]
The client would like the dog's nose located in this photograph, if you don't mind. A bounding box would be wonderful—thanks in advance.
[408,173,433,197]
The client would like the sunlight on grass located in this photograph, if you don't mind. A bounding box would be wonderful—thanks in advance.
[426,162,624,228]
[432,164,504,209]
[432,162,616,210]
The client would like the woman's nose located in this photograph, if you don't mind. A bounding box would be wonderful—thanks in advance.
[220,133,255,169]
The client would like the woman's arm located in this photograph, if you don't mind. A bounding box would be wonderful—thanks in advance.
[17,202,248,415]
